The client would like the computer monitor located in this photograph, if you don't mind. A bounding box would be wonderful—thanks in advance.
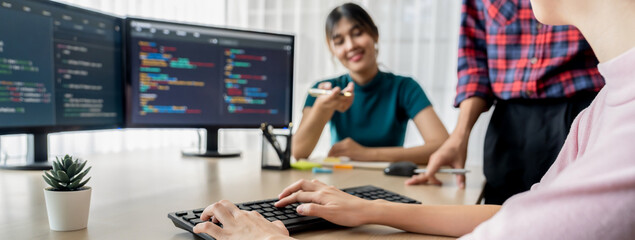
[125,18,294,157]
[0,0,124,169]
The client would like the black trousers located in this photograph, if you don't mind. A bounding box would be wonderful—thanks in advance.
[483,92,597,204]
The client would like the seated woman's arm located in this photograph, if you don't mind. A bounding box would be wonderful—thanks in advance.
[292,83,354,159]
[291,106,333,159]
[328,106,449,164]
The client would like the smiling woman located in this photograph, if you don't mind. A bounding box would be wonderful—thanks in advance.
[325,4,379,81]
[291,3,449,164]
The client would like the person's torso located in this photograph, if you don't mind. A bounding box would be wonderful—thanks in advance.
[461,48,635,240]
[326,72,413,147]
[478,0,605,99]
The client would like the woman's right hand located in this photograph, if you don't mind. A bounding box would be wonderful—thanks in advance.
[274,179,377,227]
[314,82,354,112]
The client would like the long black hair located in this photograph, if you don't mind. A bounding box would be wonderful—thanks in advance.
[325,3,379,45]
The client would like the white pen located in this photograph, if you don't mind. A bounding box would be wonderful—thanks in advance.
[414,168,470,175]
[308,88,352,97]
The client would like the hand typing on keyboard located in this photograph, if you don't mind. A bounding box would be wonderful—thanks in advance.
[193,199,292,240]
[182,179,419,240]
[274,179,377,227]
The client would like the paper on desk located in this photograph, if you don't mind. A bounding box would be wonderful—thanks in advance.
[305,156,391,170]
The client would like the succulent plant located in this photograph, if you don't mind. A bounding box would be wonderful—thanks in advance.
[42,155,92,191]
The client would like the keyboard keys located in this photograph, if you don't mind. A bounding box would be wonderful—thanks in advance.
[190,219,204,225]
[238,205,251,211]
[175,211,187,216]
[250,204,261,209]
[280,216,319,226]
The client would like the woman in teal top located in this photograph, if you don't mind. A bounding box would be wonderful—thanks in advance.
[292,3,449,164]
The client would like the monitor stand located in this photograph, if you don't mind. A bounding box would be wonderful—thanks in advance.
[0,133,53,170]
[182,127,241,158]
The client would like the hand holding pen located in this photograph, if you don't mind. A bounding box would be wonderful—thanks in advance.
[308,89,352,97]
[311,82,354,113]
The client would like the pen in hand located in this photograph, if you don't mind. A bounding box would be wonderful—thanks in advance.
[308,88,352,97]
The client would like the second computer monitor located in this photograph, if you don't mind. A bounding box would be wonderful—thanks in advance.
[126,18,294,128]
[0,0,124,170]
[0,0,124,131]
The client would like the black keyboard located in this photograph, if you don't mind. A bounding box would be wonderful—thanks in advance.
[168,185,421,240]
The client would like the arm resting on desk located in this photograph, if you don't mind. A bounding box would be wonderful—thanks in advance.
[328,107,449,164]
[366,201,500,237]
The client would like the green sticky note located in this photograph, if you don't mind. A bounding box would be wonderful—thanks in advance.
[291,160,322,170]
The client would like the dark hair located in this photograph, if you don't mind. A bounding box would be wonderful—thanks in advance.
[325,3,379,45]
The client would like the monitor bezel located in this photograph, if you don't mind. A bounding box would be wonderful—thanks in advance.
[124,17,295,129]
[0,0,126,135]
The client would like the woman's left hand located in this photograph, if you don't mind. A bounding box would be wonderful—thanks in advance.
[328,138,374,161]
[193,200,292,240]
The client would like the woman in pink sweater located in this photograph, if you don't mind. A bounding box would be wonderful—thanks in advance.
[193,0,635,239]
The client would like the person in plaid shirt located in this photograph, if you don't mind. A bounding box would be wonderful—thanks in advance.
[406,0,605,204]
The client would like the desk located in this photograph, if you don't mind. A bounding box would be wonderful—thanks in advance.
[0,146,484,240]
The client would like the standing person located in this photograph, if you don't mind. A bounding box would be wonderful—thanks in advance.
[292,3,449,164]
[406,0,605,204]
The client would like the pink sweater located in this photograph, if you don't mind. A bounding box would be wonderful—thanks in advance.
[461,47,635,240]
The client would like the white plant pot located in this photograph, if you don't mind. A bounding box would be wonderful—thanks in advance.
[43,187,92,231]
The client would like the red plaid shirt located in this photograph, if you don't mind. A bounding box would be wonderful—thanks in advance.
[455,0,605,108]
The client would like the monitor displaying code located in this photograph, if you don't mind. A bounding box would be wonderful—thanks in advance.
[127,19,293,127]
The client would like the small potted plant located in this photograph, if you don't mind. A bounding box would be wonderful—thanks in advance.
[42,155,92,231]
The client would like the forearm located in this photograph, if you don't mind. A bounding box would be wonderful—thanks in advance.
[292,106,334,159]
[366,106,448,163]
[452,97,487,140]
[366,143,443,164]
[366,201,500,237]
[265,236,296,240]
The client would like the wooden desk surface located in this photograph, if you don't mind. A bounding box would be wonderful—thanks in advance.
[0,146,484,240]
